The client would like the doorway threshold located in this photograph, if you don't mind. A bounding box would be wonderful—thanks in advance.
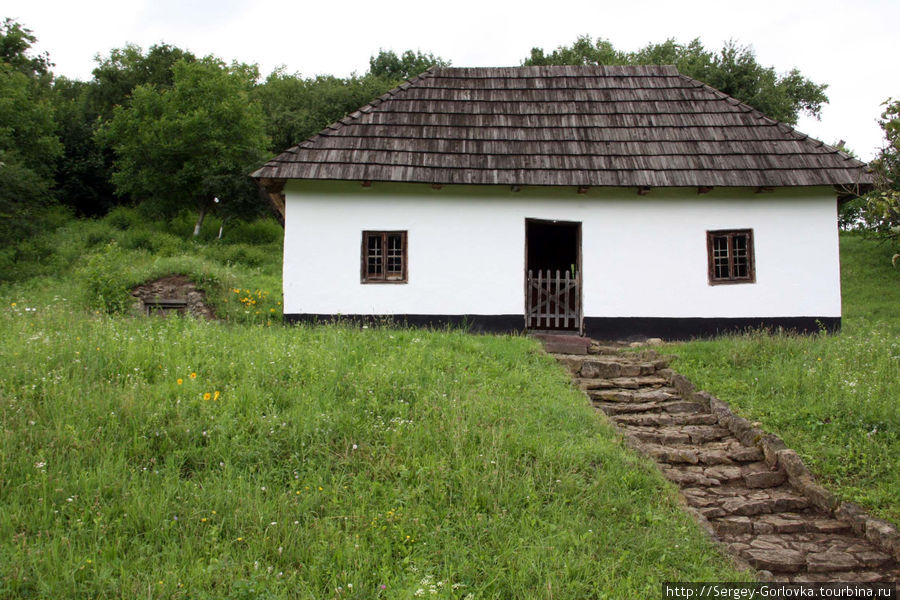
[528,331,591,354]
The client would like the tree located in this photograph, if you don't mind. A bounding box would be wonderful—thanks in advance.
[368,49,449,80]
[88,43,196,119]
[254,70,396,154]
[0,20,62,247]
[866,99,900,264]
[0,18,52,80]
[255,49,449,155]
[524,36,828,124]
[48,43,200,216]
[98,57,269,235]
[51,76,116,215]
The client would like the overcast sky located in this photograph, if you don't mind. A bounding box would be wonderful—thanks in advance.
[7,0,899,160]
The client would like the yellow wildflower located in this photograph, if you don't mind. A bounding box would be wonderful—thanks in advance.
[213,391,220,401]
[190,372,197,379]
[203,393,211,400]
[177,378,183,385]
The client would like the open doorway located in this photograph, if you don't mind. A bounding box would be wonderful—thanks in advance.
[525,219,582,331]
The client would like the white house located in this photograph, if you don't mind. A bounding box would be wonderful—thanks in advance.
[253,66,871,339]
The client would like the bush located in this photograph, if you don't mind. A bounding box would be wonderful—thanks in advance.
[105,206,145,231]
[206,244,272,269]
[77,241,140,313]
[82,220,117,249]
[224,218,283,245]
[118,229,186,255]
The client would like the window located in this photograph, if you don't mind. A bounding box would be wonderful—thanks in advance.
[706,229,755,285]
[361,231,407,283]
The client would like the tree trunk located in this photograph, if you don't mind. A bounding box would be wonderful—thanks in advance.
[193,206,206,237]
[217,217,230,240]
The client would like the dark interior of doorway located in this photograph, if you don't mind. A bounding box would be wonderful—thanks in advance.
[526,220,579,275]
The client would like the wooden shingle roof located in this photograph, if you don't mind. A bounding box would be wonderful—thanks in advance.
[252,65,872,189]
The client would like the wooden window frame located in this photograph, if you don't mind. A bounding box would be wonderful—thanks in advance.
[706,229,755,285]
[361,230,408,284]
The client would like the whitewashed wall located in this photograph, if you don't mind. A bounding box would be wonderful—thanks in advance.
[282,181,841,319]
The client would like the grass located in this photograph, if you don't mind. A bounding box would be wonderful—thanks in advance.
[0,211,745,598]
[665,233,900,524]
[1,207,284,325]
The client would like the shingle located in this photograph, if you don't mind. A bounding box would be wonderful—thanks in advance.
[251,65,872,188]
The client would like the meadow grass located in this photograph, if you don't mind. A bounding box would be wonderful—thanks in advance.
[0,214,745,598]
[665,233,900,524]
[2,207,284,325]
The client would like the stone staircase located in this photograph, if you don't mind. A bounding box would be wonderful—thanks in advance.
[554,344,900,585]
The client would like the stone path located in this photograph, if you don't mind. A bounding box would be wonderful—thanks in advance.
[553,342,900,585]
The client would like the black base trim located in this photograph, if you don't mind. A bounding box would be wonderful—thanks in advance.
[582,316,841,341]
[283,314,840,340]
[283,313,525,334]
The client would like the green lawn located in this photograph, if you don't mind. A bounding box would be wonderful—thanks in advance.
[0,211,744,598]
[665,233,900,524]
[3,211,895,597]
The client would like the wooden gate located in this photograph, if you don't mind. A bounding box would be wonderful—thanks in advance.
[526,269,581,330]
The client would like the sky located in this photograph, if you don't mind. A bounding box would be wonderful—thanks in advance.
[7,0,899,161]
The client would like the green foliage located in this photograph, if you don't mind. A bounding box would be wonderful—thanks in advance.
[838,197,867,231]
[224,218,283,245]
[0,21,63,249]
[51,76,119,215]
[0,18,52,79]
[524,35,828,124]
[77,241,138,312]
[88,43,197,119]
[367,49,449,80]
[98,57,269,224]
[253,70,396,154]
[861,99,900,261]
[254,48,448,154]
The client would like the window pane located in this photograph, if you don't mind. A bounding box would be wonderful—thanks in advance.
[732,235,748,278]
[386,234,403,274]
[367,235,382,275]
[713,236,730,279]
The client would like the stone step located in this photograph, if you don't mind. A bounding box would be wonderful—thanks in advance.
[632,440,765,466]
[620,424,732,445]
[594,399,706,416]
[710,512,852,537]
[726,533,896,574]
[610,412,719,427]
[589,387,679,403]
[661,462,785,489]
[587,344,625,355]
[533,333,591,355]
[576,375,669,390]
[557,356,667,378]
[684,485,810,518]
